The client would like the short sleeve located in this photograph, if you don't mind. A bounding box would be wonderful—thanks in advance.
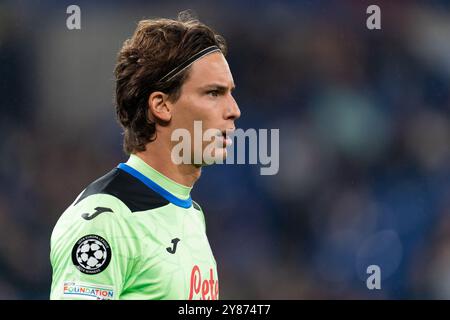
[50,194,138,300]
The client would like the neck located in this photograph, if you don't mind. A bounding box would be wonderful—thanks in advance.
[135,141,201,188]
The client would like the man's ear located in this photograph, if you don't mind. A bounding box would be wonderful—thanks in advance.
[148,91,172,122]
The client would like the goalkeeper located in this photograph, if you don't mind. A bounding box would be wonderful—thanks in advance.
[50,13,240,300]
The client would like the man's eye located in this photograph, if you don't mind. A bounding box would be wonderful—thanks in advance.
[207,90,219,97]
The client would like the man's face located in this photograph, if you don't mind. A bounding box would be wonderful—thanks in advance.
[168,52,241,165]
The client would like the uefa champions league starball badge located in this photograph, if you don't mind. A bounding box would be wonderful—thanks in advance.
[72,235,112,274]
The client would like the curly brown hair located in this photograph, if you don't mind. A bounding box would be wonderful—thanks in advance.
[114,13,227,154]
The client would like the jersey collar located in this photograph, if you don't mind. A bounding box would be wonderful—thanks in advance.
[117,154,192,208]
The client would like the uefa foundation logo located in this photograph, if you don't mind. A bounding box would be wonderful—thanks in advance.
[171,121,279,175]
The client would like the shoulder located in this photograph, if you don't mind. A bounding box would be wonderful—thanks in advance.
[192,200,202,211]
[51,167,170,252]
[191,199,207,231]
[74,167,169,212]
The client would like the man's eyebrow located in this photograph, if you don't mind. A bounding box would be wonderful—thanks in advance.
[201,83,236,91]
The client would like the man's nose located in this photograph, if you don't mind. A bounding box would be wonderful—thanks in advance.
[225,95,241,120]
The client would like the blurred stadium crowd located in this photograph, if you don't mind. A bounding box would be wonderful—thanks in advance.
[0,0,449,299]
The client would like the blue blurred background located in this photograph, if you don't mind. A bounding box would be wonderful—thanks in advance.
[0,0,449,299]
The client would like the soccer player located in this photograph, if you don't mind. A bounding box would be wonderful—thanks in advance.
[50,14,240,300]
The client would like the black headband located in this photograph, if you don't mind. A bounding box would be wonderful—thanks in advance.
[159,45,221,83]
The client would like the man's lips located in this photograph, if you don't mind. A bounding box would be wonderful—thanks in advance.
[223,128,235,136]
[216,128,235,147]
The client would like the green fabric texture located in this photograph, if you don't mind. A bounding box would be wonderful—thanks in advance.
[50,156,218,300]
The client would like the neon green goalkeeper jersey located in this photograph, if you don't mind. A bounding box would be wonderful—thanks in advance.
[50,154,219,300]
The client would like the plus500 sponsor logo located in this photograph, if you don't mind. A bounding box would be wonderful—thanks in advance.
[188,265,219,300]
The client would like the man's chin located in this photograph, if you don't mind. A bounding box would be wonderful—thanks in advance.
[197,148,228,166]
